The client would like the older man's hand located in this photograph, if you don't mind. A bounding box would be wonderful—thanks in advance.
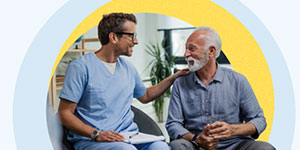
[207,121,235,140]
[196,124,219,150]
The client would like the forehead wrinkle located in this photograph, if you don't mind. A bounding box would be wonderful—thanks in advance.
[122,20,136,33]
[187,32,207,48]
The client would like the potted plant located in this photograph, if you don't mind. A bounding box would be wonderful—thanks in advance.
[144,41,176,122]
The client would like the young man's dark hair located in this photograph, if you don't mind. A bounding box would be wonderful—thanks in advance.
[98,13,137,45]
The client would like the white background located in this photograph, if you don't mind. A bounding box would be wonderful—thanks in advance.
[240,1,300,149]
[0,0,299,149]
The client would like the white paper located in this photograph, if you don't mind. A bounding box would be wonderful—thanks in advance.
[120,131,165,144]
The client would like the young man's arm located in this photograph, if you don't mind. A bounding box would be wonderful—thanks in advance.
[137,69,189,103]
[58,99,125,142]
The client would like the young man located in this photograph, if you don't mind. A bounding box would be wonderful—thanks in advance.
[166,26,275,150]
[58,13,188,150]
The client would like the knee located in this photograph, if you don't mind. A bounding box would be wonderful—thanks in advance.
[255,141,276,150]
[170,139,194,150]
[148,141,169,150]
[169,139,183,149]
[113,143,137,150]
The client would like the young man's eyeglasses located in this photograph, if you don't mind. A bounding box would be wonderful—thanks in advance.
[115,32,137,42]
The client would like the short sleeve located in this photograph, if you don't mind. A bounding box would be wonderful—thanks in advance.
[59,62,87,103]
[132,67,146,98]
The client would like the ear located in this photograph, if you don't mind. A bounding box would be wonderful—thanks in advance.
[108,32,118,44]
[208,46,216,58]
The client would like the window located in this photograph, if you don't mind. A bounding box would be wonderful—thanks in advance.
[158,27,230,68]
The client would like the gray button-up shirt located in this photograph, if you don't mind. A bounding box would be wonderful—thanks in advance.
[166,66,266,149]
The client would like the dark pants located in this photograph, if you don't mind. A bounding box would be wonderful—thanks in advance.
[235,140,276,150]
[169,139,275,150]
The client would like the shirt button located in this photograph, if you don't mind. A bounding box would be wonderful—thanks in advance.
[206,113,209,115]
[205,99,209,103]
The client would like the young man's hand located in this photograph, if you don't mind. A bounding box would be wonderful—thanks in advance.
[173,68,189,79]
[96,131,125,142]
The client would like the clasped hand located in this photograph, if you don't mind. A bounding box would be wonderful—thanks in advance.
[195,121,234,150]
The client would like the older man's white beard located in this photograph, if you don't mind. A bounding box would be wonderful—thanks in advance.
[186,56,208,72]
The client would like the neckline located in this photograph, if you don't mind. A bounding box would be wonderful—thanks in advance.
[91,52,119,76]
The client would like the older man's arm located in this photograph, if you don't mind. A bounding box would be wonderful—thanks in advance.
[239,75,266,138]
[165,79,190,140]
[207,121,257,140]
[208,75,266,140]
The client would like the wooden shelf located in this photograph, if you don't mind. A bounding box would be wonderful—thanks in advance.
[49,36,98,111]
[56,76,64,90]
[83,38,98,42]
[56,83,63,90]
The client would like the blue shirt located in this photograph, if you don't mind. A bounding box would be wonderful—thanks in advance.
[166,66,266,150]
[60,53,146,142]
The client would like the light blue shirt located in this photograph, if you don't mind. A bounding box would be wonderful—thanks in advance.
[166,66,266,150]
[60,53,146,142]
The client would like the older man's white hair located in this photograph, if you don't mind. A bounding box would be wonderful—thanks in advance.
[195,26,222,58]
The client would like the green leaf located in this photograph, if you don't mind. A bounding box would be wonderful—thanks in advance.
[143,40,176,122]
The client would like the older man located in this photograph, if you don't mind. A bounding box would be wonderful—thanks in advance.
[166,26,275,150]
[58,13,188,150]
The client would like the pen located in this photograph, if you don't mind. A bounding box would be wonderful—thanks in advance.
[129,132,139,139]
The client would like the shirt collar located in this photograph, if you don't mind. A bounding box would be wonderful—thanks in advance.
[192,64,224,85]
[213,64,224,82]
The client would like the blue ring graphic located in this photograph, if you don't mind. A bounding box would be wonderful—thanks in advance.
[13,0,294,149]
[211,0,295,149]
[13,1,110,149]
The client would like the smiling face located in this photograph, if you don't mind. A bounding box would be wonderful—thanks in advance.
[184,31,210,71]
[115,21,138,57]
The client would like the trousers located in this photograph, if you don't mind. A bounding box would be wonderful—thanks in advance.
[169,138,275,150]
[74,140,169,150]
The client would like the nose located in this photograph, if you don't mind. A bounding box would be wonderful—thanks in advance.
[133,38,138,45]
[184,49,190,58]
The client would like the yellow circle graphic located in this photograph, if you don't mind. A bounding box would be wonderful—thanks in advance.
[52,0,274,141]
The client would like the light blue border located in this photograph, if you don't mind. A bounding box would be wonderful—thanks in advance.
[211,0,295,149]
[13,0,110,149]
[13,0,295,149]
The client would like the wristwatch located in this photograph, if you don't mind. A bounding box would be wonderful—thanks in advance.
[192,135,197,141]
[191,135,199,147]
[91,129,100,140]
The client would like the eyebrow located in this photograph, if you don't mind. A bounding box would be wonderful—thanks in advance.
[186,44,197,48]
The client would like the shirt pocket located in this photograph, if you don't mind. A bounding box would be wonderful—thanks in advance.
[83,88,107,111]
[214,94,239,115]
[184,94,202,117]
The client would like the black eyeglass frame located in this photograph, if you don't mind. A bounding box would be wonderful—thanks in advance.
[115,32,137,42]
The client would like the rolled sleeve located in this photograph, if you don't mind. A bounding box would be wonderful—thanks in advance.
[249,117,266,139]
[239,75,266,139]
[166,79,190,139]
